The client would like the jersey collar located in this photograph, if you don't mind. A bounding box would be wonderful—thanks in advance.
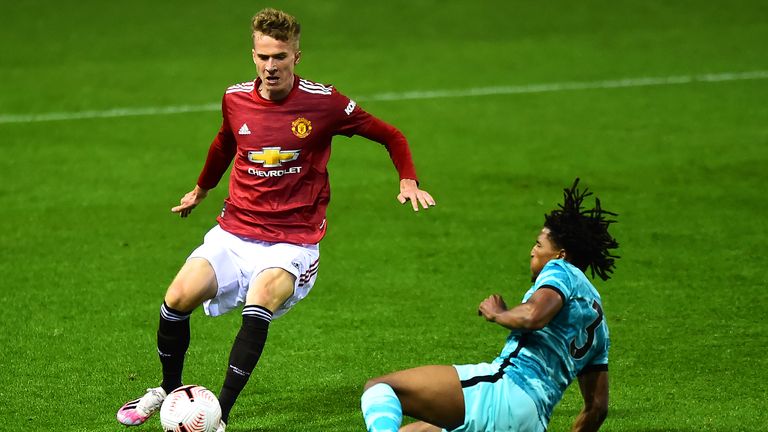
[252,75,300,105]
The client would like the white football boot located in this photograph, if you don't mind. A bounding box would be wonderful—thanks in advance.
[116,387,167,426]
[216,420,227,432]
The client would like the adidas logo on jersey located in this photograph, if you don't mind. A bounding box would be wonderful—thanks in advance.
[239,123,251,135]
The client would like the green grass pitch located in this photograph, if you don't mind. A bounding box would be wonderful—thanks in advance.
[1,0,767,431]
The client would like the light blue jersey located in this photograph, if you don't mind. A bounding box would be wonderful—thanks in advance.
[496,259,609,428]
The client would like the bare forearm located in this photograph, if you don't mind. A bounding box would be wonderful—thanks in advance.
[478,291,563,331]
[492,304,546,331]
[571,408,607,432]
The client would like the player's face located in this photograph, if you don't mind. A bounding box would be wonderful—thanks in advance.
[252,32,301,100]
[530,228,564,281]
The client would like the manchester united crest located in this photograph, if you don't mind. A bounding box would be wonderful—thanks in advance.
[291,117,312,138]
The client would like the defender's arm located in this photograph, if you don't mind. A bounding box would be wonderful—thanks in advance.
[571,370,609,432]
[478,287,563,331]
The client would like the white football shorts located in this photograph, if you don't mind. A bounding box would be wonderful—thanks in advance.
[188,225,320,318]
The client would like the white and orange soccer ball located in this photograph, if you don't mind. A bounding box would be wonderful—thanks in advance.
[159,385,222,432]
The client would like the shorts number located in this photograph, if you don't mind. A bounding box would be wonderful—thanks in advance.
[569,300,603,359]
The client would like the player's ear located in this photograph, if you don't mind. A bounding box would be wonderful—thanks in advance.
[294,50,301,65]
[252,48,257,65]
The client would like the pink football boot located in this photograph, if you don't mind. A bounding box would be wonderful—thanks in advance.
[116,387,167,426]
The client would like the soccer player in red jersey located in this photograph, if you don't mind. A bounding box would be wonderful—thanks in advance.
[117,8,435,431]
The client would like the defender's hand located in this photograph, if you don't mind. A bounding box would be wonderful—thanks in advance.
[397,179,436,212]
[171,186,209,218]
[478,295,508,322]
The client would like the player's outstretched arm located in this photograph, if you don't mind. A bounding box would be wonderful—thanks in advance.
[571,370,609,432]
[171,185,209,218]
[397,179,436,212]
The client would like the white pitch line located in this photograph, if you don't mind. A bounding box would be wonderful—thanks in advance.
[358,70,768,102]
[1,70,766,124]
[0,103,221,124]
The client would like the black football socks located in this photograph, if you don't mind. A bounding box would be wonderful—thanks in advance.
[157,302,191,394]
[218,304,273,423]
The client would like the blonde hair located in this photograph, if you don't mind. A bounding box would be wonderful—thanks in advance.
[251,8,301,48]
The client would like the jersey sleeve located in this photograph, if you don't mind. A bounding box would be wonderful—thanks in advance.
[331,90,419,181]
[533,260,573,304]
[197,95,237,190]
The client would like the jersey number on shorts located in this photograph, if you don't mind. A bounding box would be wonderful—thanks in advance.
[569,300,603,359]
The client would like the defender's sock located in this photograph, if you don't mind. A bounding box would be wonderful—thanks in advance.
[218,305,273,423]
[157,302,191,394]
[361,383,403,432]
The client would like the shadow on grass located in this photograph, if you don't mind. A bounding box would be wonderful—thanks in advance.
[226,381,362,431]
[601,408,738,432]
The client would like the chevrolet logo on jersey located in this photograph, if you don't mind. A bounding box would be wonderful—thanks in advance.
[247,147,300,168]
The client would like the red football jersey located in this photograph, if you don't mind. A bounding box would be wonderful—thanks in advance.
[196,76,419,244]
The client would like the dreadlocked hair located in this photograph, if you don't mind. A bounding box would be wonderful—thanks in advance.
[544,178,619,281]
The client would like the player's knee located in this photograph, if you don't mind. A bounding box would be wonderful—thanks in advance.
[164,284,194,312]
[248,268,295,309]
[164,259,217,311]
[165,278,211,312]
[363,377,389,392]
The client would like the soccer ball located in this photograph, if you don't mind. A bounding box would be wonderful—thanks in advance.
[159,385,222,432]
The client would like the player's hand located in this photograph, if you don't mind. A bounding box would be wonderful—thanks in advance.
[171,186,209,218]
[397,179,436,212]
[478,294,508,322]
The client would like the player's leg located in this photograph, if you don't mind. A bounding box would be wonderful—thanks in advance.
[217,267,296,424]
[117,258,218,426]
[400,422,442,432]
[159,258,218,392]
[361,365,464,432]
[164,257,219,311]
